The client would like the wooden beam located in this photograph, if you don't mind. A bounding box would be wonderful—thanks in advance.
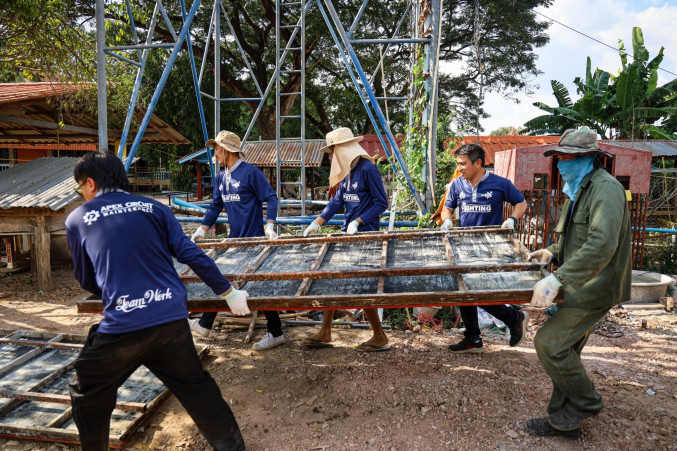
[197,227,510,249]
[444,235,469,292]
[294,242,330,296]
[78,288,562,314]
[34,216,53,291]
[0,115,99,135]
[0,391,146,412]
[181,261,546,283]
[376,240,388,294]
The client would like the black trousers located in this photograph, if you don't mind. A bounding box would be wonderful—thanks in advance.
[69,320,244,451]
[200,310,282,337]
[459,305,521,340]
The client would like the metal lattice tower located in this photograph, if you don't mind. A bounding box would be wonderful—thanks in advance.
[276,0,307,217]
[95,0,443,214]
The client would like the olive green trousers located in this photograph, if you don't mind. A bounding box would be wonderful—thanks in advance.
[534,305,611,414]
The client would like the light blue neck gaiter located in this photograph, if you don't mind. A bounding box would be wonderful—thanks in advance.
[557,154,596,201]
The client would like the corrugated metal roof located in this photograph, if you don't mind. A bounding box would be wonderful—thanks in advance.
[0,157,80,210]
[598,140,677,158]
[243,139,325,167]
[0,82,190,146]
[447,135,561,165]
[179,140,327,167]
[0,82,81,105]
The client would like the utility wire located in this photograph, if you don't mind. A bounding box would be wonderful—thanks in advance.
[535,11,677,78]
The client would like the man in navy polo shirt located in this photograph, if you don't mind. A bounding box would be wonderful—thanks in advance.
[440,143,529,353]
[65,151,248,450]
[190,130,283,351]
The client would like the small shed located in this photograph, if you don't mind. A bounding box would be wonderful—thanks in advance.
[494,142,652,268]
[0,157,83,289]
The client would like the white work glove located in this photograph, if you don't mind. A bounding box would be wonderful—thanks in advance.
[191,227,206,243]
[501,217,515,229]
[265,223,278,240]
[530,274,562,308]
[440,218,454,231]
[223,288,250,316]
[528,248,554,265]
[346,220,360,235]
[303,221,321,237]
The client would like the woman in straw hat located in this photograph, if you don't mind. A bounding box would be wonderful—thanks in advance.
[302,127,390,352]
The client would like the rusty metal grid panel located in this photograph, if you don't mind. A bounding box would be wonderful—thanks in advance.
[79,228,548,314]
[0,330,207,448]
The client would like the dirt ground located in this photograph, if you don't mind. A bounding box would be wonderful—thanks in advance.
[0,267,675,451]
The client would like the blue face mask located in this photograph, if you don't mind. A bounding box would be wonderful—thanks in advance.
[557,154,596,201]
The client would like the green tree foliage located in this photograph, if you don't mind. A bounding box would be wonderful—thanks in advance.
[524,27,677,139]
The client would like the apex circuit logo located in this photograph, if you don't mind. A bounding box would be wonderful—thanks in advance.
[82,210,100,226]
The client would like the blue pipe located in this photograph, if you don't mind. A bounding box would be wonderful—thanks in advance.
[180,0,215,181]
[124,0,202,172]
[315,1,395,179]
[319,0,424,213]
[117,2,161,162]
[642,227,677,234]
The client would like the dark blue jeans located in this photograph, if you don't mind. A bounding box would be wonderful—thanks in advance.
[200,310,283,337]
[460,305,521,340]
[69,320,244,451]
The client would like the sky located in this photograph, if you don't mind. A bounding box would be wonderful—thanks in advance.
[470,0,677,134]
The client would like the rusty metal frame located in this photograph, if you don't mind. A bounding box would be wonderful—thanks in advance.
[78,228,553,314]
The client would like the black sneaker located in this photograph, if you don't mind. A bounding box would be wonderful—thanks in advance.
[448,337,484,353]
[525,417,580,439]
[509,310,529,347]
[548,404,600,431]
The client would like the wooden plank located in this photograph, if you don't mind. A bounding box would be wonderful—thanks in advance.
[444,235,469,292]
[0,334,65,377]
[377,240,388,294]
[0,339,83,350]
[34,216,53,291]
[0,391,146,412]
[294,242,330,296]
[197,227,510,249]
[44,407,72,429]
[78,288,563,313]
[181,261,545,283]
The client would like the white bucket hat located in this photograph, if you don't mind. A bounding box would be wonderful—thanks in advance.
[206,130,243,155]
[319,127,364,153]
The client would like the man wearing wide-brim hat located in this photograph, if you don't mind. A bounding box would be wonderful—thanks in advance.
[301,127,390,352]
[189,130,284,352]
[525,127,631,439]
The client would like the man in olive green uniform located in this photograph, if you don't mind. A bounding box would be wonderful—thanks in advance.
[525,127,632,439]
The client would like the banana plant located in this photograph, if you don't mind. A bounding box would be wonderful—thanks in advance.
[523,27,676,140]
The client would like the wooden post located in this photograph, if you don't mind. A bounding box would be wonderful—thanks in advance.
[2,237,14,269]
[34,216,53,290]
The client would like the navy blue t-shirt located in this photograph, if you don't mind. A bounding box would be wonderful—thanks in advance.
[319,157,388,232]
[65,191,231,334]
[203,161,278,238]
[444,172,524,227]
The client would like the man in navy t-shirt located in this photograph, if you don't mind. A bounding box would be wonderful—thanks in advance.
[65,151,249,450]
[190,130,283,351]
[440,143,529,353]
[302,127,390,352]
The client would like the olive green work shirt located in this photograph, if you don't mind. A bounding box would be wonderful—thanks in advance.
[547,168,632,309]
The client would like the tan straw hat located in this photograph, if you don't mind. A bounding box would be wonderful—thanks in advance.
[320,127,364,153]
[206,130,243,155]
